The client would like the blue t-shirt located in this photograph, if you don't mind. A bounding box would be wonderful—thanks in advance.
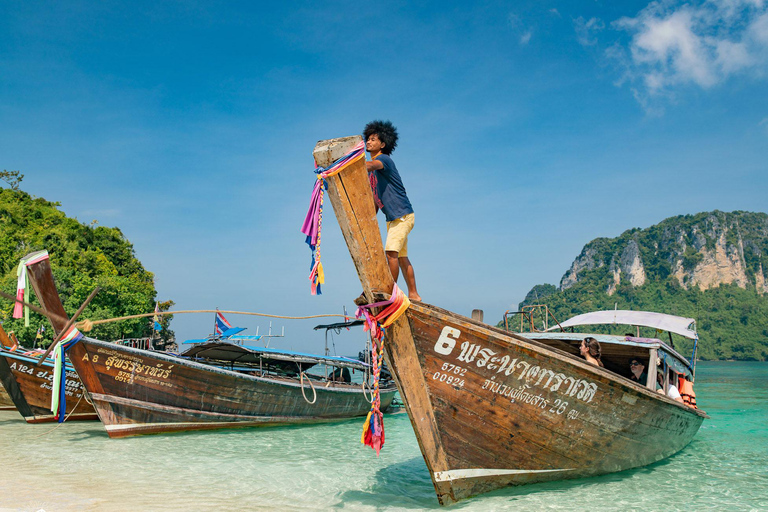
[374,154,414,222]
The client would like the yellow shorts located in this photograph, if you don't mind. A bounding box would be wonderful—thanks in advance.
[385,213,414,257]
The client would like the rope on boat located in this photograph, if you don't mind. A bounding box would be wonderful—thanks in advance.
[82,386,93,406]
[361,381,373,404]
[300,372,317,404]
[31,393,85,438]
[4,281,347,335]
[73,310,347,332]
[356,284,410,456]
[0,289,347,333]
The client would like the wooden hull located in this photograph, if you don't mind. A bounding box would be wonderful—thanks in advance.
[393,303,706,504]
[0,348,98,423]
[66,338,397,438]
[310,136,707,504]
[19,252,396,438]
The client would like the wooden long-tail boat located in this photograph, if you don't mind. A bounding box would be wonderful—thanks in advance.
[312,136,708,505]
[19,254,397,438]
[0,328,18,410]
[0,345,97,422]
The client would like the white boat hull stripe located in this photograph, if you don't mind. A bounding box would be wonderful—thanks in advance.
[434,468,574,481]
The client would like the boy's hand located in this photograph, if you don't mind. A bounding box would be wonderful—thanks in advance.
[366,159,384,171]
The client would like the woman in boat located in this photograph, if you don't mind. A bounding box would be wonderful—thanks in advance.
[580,337,604,367]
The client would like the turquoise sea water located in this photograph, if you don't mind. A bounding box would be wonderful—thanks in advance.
[1,361,766,511]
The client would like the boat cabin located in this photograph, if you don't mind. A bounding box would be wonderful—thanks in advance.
[514,310,698,398]
[178,321,380,385]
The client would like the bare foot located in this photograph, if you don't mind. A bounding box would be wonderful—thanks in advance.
[409,293,422,302]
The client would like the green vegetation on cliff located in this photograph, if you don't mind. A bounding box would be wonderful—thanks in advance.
[0,188,172,347]
[510,211,768,361]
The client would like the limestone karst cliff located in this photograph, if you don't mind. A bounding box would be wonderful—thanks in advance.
[513,211,768,361]
[558,211,768,296]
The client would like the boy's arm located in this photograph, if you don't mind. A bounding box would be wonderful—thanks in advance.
[366,159,383,171]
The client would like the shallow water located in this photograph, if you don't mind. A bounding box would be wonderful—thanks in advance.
[1,361,766,511]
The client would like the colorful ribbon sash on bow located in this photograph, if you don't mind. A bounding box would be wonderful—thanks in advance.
[50,325,84,423]
[13,251,50,327]
[300,140,366,295]
[356,284,410,455]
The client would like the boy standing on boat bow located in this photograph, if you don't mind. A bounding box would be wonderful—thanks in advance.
[363,120,421,301]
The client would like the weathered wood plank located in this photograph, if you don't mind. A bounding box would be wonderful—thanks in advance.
[314,137,451,491]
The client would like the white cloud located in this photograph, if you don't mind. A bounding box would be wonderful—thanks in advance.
[716,39,754,73]
[574,16,605,46]
[549,8,562,18]
[627,8,717,88]
[712,0,765,19]
[508,12,533,45]
[750,12,768,43]
[607,0,768,105]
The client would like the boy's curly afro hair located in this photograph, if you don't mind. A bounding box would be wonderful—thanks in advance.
[363,120,398,155]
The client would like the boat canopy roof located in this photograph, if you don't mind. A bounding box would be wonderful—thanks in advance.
[179,342,369,371]
[548,310,697,340]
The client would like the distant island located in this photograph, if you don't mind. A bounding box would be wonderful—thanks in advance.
[506,211,768,361]
[0,186,174,347]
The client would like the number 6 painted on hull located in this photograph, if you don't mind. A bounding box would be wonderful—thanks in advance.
[434,326,461,355]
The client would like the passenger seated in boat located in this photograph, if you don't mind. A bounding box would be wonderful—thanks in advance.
[629,358,648,384]
[579,337,603,367]
[328,367,351,383]
[657,371,684,403]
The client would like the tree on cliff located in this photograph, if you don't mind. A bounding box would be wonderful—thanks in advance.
[0,170,23,190]
[0,187,171,347]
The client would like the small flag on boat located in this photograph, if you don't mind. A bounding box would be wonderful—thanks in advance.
[13,251,50,327]
[215,310,232,335]
[35,324,45,340]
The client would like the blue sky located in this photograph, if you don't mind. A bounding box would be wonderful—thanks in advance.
[2,0,767,355]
